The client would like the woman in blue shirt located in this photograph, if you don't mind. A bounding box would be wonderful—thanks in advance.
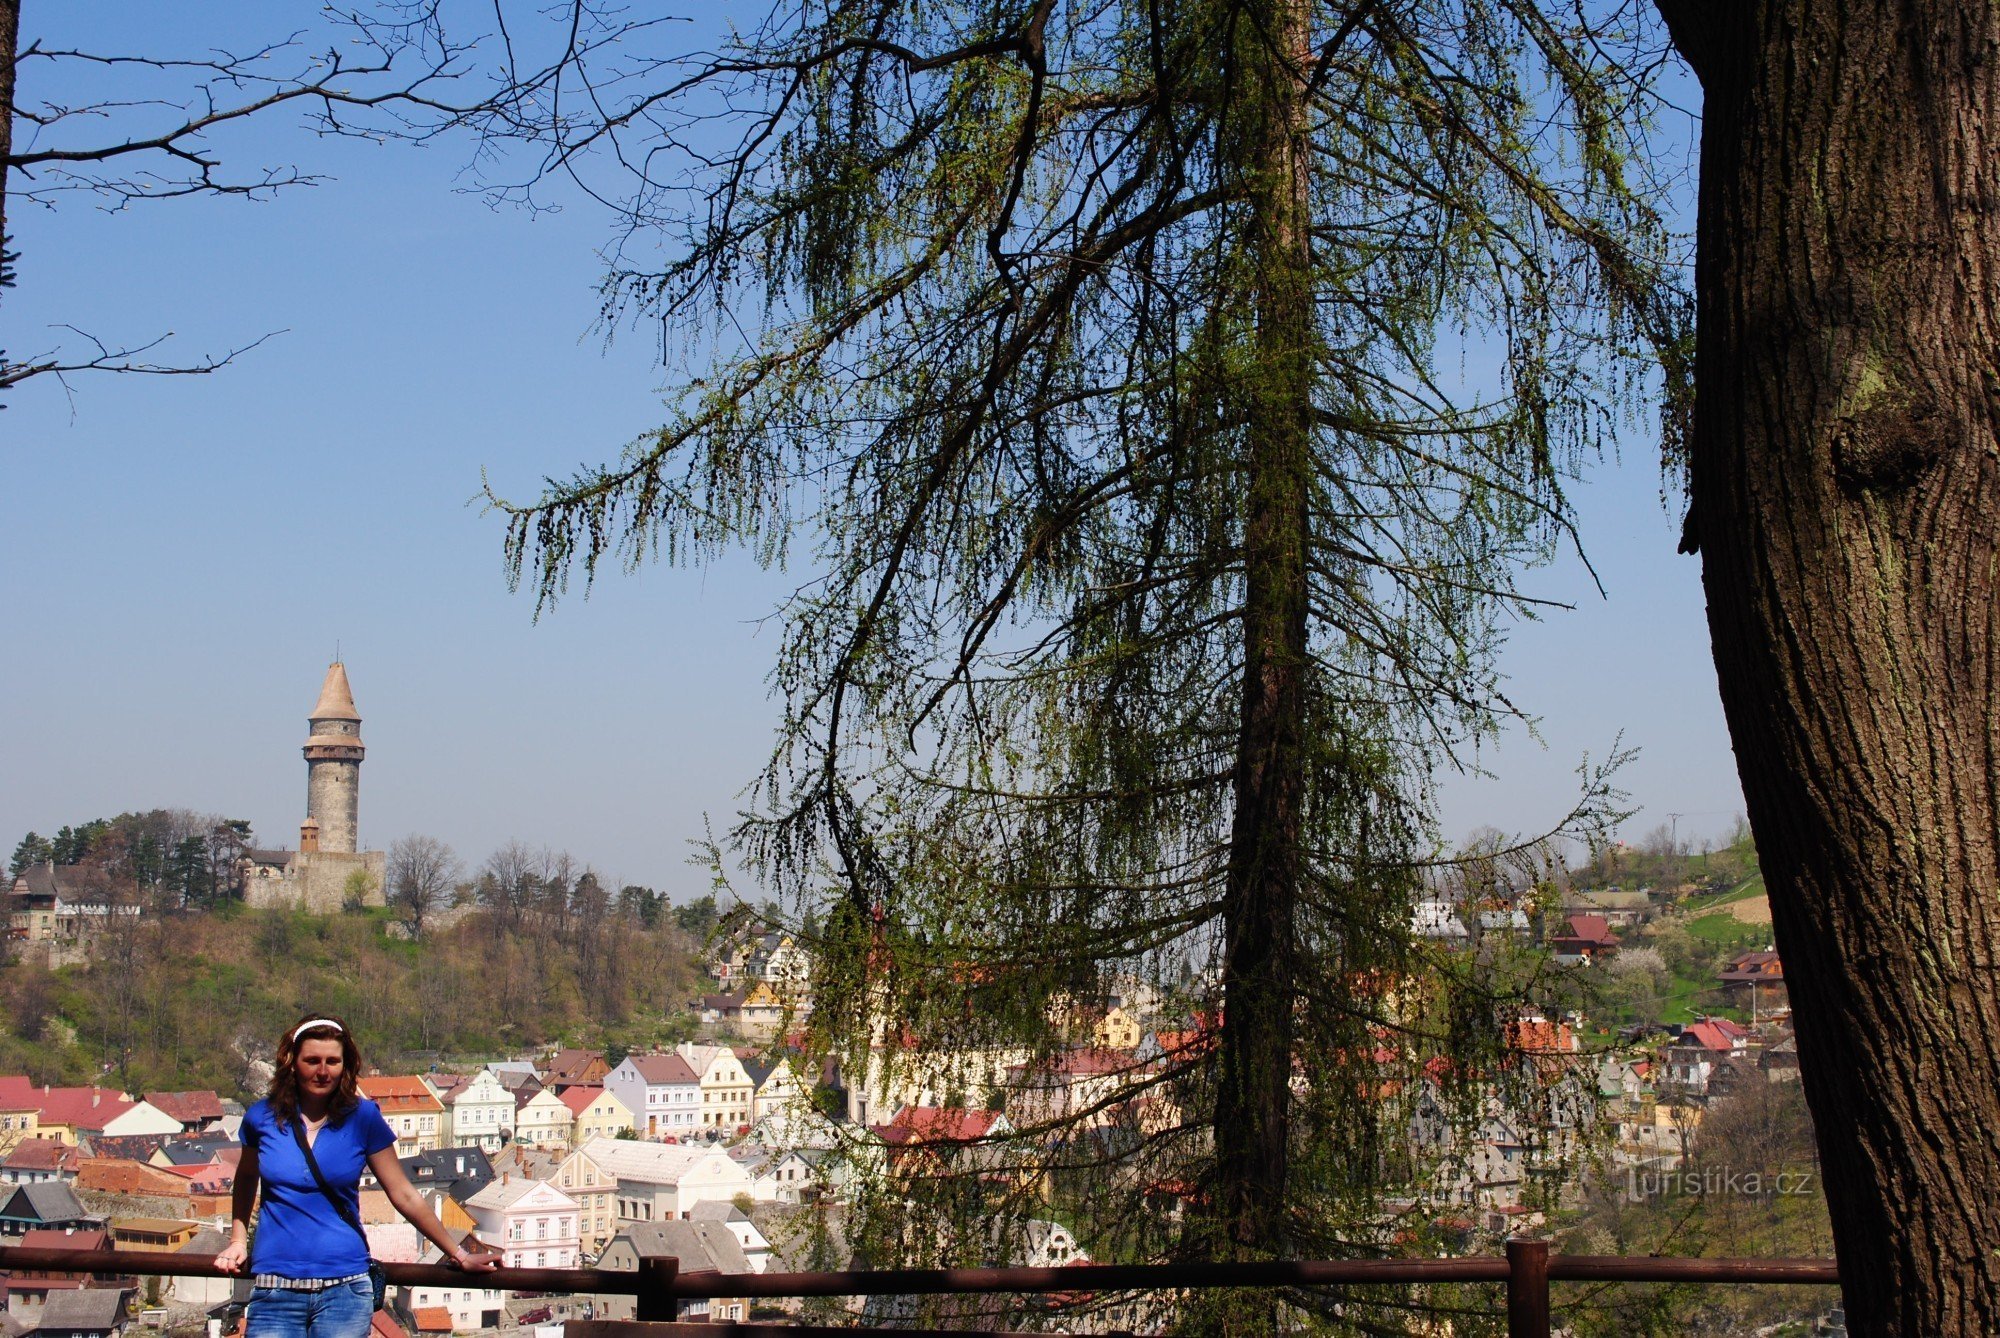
[215,1014,499,1337]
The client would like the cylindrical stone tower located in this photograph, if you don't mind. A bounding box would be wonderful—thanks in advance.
[303,662,364,854]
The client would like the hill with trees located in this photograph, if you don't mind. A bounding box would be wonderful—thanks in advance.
[4,813,709,1099]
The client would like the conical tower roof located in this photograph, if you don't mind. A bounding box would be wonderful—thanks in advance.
[310,661,361,722]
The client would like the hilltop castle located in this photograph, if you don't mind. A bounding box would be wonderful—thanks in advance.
[242,662,387,911]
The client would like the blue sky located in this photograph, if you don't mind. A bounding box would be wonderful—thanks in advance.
[0,5,1738,899]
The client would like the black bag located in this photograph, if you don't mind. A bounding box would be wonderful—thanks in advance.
[289,1117,389,1311]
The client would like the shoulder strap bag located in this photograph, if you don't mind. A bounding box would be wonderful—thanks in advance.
[288,1116,389,1311]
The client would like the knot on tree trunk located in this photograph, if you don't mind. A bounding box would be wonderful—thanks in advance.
[1830,396,1948,494]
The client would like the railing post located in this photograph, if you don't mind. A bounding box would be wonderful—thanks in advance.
[1506,1237,1549,1338]
[635,1256,679,1323]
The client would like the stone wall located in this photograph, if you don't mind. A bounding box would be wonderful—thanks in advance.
[241,850,386,913]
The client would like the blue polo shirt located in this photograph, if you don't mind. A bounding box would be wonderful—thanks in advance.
[242,1098,396,1278]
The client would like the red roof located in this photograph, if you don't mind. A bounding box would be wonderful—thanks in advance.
[557,1086,609,1117]
[623,1053,699,1086]
[428,1074,470,1101]
[1679,1020,1747,1053]
[19,1227,109,1251]
[1560,914,1617,946]
[357,1077,444,1114]
[161,1162,234,1193]
[1719,951,1783,982]
[1502,1017,1578,1054]
[544,1048,607,1083]
[3,1138,79,1172]
[410,1307,454,1332]
[32,1085,140,1131]
[1149,1028,1216,1061]
[372,1311,413,1338]
[875,1106,1006,1145]
[83,1133,167,1161]
[144,1091,225,1124]
[1048,1047,1131,1077]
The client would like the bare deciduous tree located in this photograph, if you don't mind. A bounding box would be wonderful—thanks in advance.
[387,834,460,940]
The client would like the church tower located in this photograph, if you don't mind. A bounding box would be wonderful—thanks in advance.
[302,662,365,854]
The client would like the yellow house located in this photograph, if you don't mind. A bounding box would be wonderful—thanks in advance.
[0,1097,41,1155]
[110,1218,201,1252]
[1046,995,1143,1049]
[554,1146,617,1257]
[356,1076,447,1155]
[558,1086,636,1149]
[514,1087,574,1150]
[678,1044,755,1131]
[1092,1005,1143,1051]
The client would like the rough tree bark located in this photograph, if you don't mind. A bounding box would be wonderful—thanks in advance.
[1212,0,1314,1266]
[1663,1,2000,1332]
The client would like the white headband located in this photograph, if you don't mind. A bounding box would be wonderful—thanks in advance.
[292,1018,345,1042]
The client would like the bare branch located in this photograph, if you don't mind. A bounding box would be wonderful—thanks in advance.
[0,327,283,393]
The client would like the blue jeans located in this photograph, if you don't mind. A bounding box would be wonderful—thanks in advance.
[245,1279,375,1338]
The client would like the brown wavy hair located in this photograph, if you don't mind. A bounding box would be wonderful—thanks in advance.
[267,1012,363,1127]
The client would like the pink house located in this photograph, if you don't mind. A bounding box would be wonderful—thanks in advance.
[463,1174,582,1271]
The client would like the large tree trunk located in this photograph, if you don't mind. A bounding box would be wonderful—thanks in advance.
[1211,0,1314,1273]
[1663,2,2000,1332]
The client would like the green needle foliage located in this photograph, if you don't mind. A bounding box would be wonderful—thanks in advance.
[461,0,1687,1326]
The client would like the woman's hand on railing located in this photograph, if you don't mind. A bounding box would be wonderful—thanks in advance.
[213,1239,249,1274]
[449,1242,505,1273]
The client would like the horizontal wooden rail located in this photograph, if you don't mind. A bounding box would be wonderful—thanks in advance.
[664,1256,1511,1297]
[0,1245,676,1297]
[1547,1254,1837,1284]
[2,1240,1839,1338]
[572,1324,1023,1338]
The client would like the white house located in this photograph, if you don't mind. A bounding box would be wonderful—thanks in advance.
[582,1136,754,1224]
[463,1176,582,1271]
[431,1070,515,1152]
[762,1148,826,1205]
[1010,1218,1088,1268]
[602,1052,702,1139]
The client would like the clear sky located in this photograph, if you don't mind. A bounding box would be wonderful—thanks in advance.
[0,5,1738,900]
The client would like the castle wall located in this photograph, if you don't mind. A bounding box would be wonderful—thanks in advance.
[241,850,385,914]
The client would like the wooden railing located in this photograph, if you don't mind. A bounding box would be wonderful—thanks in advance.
[0,1240,1838,1337]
